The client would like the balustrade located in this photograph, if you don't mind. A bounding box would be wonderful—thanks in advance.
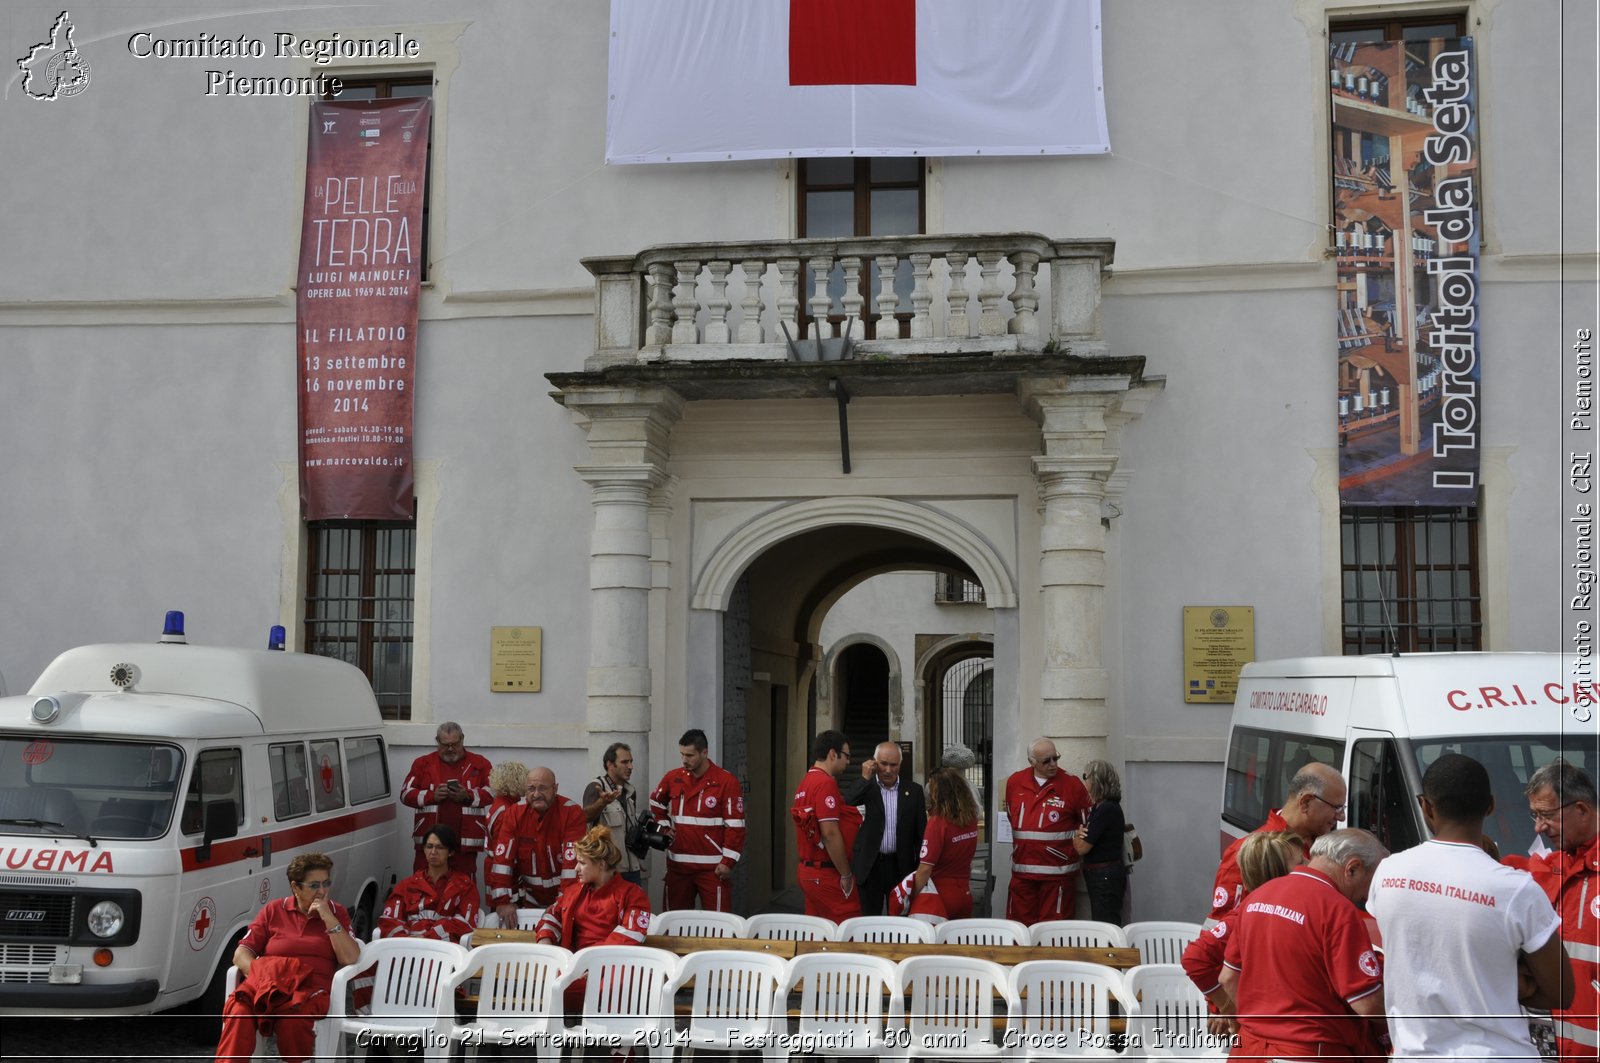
[584,233,1112,366]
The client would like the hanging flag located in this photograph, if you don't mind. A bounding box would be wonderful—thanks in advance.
[297,98,430,521]
[606,0,1109,163]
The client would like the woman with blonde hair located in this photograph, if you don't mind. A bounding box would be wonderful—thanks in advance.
[536,825,653,1011]
[1072,759,1129,925]
[484,759,528,839]
[1181,829,1304,1038]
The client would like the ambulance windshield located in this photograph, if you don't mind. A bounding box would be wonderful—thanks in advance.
[0,735,183,840]
[1412,733,1600,858]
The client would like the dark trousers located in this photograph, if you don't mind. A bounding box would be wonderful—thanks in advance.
[1082,864,1128,926]
[858,852,904,917]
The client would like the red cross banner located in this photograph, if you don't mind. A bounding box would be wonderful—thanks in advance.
[606,0,1109,163]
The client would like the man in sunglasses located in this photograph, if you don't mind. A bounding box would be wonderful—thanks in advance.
[1003,738,1093,925]
[1504,759,1599,1061]
[1206,761,1347,928]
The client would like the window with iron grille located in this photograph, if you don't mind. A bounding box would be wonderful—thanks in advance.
[328,75,434,279]
[1341,506,1480,654]
[305,521,415,719]
[934,573,986,604]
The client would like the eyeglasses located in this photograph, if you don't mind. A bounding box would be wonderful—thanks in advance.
[298,879,333,891]
[1310,793,1347,815]
[1035,755,1061,765]
[421,843,450,852]
[1530,801,1577,824]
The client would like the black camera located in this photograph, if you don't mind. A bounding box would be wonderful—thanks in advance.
[625,812,671,858]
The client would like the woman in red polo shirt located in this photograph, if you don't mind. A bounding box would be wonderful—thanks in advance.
[900,768,981,922]
[215,851,362,1062]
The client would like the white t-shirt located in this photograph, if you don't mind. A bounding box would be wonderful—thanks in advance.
[1367,838,1562,1060]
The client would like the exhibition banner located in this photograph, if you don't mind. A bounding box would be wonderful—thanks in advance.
[606,0,1109,163]
[1331,38,1479,504]
[297,98,430,521]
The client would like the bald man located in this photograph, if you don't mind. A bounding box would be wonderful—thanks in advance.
[842,741,927,916]
[1207,761,1347,925]
[486,766,587,924]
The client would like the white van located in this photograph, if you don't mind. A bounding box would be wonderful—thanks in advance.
[1222,653,1600,860]
[0,617,398,1016]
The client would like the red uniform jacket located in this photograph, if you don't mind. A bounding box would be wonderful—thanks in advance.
[230,955,327,1027]
[649,762,747,871]
[485,795,587,907]
[400,750,494,854]
[1004,768,1092,880]
[1207,809,1306,923]
[535,874,653,949]
[377,869,481,941]
[1509,834,1600,1059]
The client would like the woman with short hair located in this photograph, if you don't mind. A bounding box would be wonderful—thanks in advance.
[377,823,481,941]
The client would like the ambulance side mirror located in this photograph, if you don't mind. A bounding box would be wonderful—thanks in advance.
[197,799,239,863]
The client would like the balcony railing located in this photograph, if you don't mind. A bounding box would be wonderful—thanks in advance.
[583,233,1113,367]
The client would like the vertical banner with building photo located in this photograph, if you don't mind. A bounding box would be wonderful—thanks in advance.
[297,98,430,520]
[1331,38,1479,505]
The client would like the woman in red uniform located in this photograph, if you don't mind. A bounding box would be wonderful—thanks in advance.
[377,824,482,941]
[535,824,653,1010]
[903,767,981,922]
[215,851,362,1063]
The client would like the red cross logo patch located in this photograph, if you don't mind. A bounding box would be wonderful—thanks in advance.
[188,896,217,951]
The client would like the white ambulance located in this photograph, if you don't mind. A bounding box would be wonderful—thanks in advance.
[0,615,398,1016]
[1222,653,1600,859]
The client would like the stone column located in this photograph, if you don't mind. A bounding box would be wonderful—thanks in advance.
[1018,379,1127,770]
[559,385,684,785]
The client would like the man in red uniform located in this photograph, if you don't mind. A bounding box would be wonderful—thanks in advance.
[649,728,746,912]
[1507,758,1600,1060]
[486,766,587,924]
[1218,828,1387,1062]
[400,722,494,881]
[792,729,863,922]
[1003,737,1093,924]
[1206,761,1345,926]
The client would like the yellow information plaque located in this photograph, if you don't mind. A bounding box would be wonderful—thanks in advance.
[490,626,542,692]
[1183,606,1255,703]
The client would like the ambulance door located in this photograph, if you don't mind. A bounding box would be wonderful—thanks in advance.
[174,746,249,1001]
[1346,729,1423,852]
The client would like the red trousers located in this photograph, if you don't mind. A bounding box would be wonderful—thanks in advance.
[933,877,974,921]
[1006,874,1077,925]
[215,993,327,1062]
[799,866,862,923]
[665,865,730,912]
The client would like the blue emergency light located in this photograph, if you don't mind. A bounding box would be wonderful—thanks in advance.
[268,625,287,651]
[159,610,187,644]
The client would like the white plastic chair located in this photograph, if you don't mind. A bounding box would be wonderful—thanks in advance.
[515,907,544,931]
[551,945,678,1061]
[746,912,841,941]
[665,949,788,1060]
[897,955,1015,1059]
[650,909,750,938]
[1123,963,1230,1059]
[838,915,935,944]
[1029,920,1130,949]
[935,917,1030,947]
[326,937,468,1060]
[223,963,340,1061]
[443,942,573,1058]
[1006,959,1133,1060]
[1124,922,1203,966]
[779,952,903,1060]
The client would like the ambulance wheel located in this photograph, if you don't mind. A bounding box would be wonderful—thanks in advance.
[351,886,376,941]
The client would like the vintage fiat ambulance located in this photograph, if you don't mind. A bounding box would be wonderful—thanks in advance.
[0,615,397,1016]
[1222,653,1600,859]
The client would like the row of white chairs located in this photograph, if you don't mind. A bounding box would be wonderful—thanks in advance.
[289,937,1224,1061]
[650,911,1202,965]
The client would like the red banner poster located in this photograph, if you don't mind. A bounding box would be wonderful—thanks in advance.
[297,98,430,520]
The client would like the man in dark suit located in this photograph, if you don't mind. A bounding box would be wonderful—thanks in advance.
[841,741,928,916]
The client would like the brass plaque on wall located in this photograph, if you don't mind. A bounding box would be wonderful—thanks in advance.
[1183,607,1255,703]
[490,626,542,692]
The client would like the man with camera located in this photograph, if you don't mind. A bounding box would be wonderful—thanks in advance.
[399,722,493,882]
[582,742,645,886]
[648,729,746,912]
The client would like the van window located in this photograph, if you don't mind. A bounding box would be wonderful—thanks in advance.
[309,739,345,813]
[1224,726,1345,832]
[270,742,312,820]
[1350,738,1421,852]
[344,735,390,805]
[0,736,184,839]
[182,747,244,835]
[1414,733,1600,857]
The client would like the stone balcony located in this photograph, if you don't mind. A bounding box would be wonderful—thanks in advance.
[581,233,1116,370]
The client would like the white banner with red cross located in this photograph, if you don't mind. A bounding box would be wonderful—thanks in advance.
[606,0,1109,163]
